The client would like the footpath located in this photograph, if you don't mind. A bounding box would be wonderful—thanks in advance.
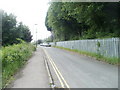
[8,47,49,88]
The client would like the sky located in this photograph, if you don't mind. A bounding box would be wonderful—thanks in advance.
[0,0,51,41]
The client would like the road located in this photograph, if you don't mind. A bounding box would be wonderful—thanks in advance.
[44,47,118,88]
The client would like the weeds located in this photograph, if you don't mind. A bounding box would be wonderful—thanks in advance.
[1,42,36,88]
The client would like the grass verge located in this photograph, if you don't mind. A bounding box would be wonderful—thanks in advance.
[53,46,119,65]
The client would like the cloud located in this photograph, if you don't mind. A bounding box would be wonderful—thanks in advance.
[0,0,51,40]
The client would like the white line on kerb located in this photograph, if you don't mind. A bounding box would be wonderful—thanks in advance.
[43,48,70,88]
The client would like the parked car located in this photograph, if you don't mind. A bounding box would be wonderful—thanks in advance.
[40,43,51,47]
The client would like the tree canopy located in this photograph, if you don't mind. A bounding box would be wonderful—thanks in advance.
[45,2,120,42]
[2,11,33,46]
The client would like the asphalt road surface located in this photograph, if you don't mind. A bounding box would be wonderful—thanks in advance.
[44,47,118,88]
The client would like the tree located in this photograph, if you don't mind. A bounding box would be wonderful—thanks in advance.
[45,2,120,41]
[2,11,33,46]
[37,39,43,44]
[17,22,33,42]
[2,11,17,45]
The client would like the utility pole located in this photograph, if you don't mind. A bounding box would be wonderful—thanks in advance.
[35,24,38,48]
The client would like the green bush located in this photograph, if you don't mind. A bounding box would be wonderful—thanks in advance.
[0,50,2,89]
[1,42,35,88]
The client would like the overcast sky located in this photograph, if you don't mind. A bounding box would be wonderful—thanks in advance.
[0,0,51,41]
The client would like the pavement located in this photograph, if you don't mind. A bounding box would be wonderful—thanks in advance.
[44,47,118,88]
[8,47,49,88]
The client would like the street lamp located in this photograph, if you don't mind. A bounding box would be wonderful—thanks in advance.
[35,24,38,47]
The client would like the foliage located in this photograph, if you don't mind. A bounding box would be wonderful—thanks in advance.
[1,42,36,87]
[0,50,1,89]
[45,2,120,41]
[2,11,33,46]
[37,39,43,44]
[44,36,53,43]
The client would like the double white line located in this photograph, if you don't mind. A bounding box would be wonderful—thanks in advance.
[43,48,70,88]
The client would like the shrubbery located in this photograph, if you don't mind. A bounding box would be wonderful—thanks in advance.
[1,42,36,88]
[45,2,120,42]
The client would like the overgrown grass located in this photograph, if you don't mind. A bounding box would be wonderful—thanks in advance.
[1,42,36,88]
[0,50,2,89]
[54,46,119,65]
